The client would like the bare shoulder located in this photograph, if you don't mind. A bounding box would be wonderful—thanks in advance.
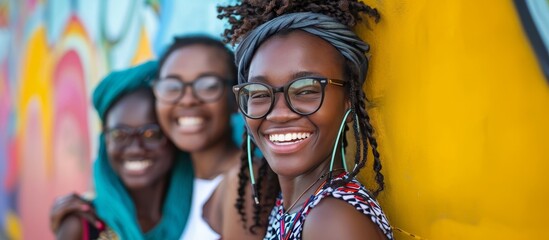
[203,159,246,235]
[203,180,224,234]
[204,156,248,235]
[226,161,242,180]
[55,214,83,240]
[303,197,387,240]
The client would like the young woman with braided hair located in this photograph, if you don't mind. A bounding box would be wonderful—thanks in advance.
[218,0,393,239]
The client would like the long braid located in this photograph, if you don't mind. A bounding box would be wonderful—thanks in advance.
[328,58,384,198]
[236,129,279,233]
[359,94,385,196]
[258,163,280,232]
[342,124,349,169]
[235,130,250,228]
[354,77,370,176]
[250,159,268,233]
[350,64,385,197]
[249,158,279,233]
[340,65,352,167]
[352,72,384,196]
[329,64,366,189]
[351,70,368,177]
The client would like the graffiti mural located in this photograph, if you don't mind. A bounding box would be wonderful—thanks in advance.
[2,0,549,239]
[0,0,229,238]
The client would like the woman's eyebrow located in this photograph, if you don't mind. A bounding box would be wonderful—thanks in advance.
[248,71,324,83]
[104,123,128,130]
[248,75,267,83]
[161,72,225,81]
[291,71,323,79]
[161,74,183,80]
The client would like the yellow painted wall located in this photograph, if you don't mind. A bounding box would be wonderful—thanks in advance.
[358,0,549,239]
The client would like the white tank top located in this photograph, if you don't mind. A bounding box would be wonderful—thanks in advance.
[179,175,223,240]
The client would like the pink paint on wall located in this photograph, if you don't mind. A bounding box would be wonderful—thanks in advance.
[51,50,92,197]
[19,100,52,240]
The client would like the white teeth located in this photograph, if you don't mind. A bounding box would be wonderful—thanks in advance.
[124,160,152,171]
[269,132,311,143]
[177,117,204,127]
[284,133,291,141]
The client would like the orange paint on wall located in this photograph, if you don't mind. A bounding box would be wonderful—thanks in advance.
[17,26,54,173]
[132,27,155,65]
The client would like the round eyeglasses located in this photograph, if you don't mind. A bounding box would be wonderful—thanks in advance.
[232,77,346,119]
[104,124,166,150]
[153,75,228,104]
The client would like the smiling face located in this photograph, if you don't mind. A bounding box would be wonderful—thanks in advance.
[156,44,235,152]
[105,89,174,189]
[246,30,350,177]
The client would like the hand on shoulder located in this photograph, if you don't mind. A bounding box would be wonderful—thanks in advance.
[50,193,102,238]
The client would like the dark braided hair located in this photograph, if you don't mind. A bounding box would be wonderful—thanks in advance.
[218,0,384,232]
[218,0,379,44]
[338,62,385,196]
[235,133,251,227]
[235,130,280,233]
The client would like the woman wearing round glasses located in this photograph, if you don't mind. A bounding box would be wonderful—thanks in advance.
[51,61,194,239]
[153,36,267,239]
[219,0,394,239]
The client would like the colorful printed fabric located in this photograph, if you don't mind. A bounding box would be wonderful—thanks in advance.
[264,174,394,240]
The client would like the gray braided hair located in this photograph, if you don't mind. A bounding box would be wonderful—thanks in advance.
[235,12,370,85]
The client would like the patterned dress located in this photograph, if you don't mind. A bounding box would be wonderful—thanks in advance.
[264,174,393,240]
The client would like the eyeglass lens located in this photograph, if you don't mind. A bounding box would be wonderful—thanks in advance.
[105,125,165,149]
[236,78,324,118]
[154,75,225,103]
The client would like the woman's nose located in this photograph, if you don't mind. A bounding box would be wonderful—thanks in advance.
[177,85,200,106]
[265,93,300,122]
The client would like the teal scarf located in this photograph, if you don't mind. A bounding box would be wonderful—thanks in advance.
[93,142,193,240]
[92,61,194,239]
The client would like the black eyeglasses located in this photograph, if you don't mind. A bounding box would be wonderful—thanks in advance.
[104,124,166,149]
[153,75,228,104]
[232,77,346,119]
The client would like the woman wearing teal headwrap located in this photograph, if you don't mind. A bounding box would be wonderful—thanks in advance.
[51,36,267,240]
[50,61,193,240]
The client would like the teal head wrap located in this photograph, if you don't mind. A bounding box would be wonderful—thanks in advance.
[92,61,194,240]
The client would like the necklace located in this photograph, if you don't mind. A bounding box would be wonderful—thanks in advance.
[279,180,326,240]
[283,172,328,215]
[279,169,345,240]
